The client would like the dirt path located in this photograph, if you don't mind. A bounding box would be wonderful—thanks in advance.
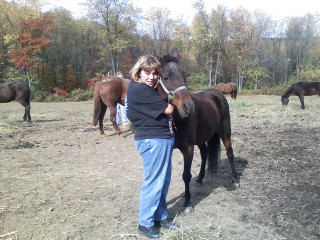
[1,95,319,240]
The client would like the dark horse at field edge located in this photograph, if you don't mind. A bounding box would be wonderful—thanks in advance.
[281,81,320,109]
[92,75,130,135]
[0,80,31,122]
[156,49,239,211]
[214,82,237,100]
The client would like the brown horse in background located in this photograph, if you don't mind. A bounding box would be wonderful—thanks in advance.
[281,81,320,109]
[92,76,130,135]
[0,80,31,122]
[156,49,239,211]
[214,82,237,100]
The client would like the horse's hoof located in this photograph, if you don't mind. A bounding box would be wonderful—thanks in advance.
[183,205,194,213]
[195,180,203,187]
[232,180,240,189]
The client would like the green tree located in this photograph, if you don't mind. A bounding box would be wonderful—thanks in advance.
[86,0,137,75]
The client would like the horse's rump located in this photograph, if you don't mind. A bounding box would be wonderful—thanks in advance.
[92,76,130,135]
[0,80,31,121]
[213,82,237,99]
[0,80,30,103]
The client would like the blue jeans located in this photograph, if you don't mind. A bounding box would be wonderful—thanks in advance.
[135,137,174,227]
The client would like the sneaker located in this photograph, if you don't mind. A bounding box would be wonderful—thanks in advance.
[138,225,161,239]
[155,219,180,230]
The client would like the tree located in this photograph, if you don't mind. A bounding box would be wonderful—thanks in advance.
[209,5,228,86]
[190,0,210,73]
[227,8,255,91]
[86,0,137,75]
[8,12,55,86]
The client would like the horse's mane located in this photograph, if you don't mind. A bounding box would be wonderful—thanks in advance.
[282,85,294,98]
[162,55,179,64]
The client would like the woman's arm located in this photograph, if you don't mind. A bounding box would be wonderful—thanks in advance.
[163,103,174,115]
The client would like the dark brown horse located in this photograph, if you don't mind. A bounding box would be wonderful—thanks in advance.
[281,81,320,109]
[92,76,130,135]
[157,49,239,211]
[0,80,31,122]
[214,82,237,100]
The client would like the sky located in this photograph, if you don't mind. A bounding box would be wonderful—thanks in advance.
[42,0,320,22]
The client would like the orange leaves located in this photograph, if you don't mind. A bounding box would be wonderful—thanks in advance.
[8,12,55,70]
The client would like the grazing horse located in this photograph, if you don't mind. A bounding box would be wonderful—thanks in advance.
[0,80,31,122]
[281,81,320,109]
[92,76,130,135]
[157,49,239,211]
[214,82,237,100]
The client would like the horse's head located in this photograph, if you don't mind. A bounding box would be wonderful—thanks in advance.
[281,95,289,105]
[156,48,195,118]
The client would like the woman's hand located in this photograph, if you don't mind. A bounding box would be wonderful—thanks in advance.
[164,103,174,115]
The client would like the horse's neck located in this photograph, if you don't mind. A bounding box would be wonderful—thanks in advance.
[283,87,294,98]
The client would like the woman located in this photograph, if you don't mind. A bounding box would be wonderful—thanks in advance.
[126,55,178,239]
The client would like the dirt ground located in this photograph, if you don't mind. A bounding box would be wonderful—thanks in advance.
[1,95,319,240]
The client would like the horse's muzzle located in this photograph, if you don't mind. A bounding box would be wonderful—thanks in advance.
[177,100,195,118]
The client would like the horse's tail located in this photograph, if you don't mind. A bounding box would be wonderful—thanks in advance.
[92,82,102,126]
[232,83,237,99]
[207,133,221,173]
[26,87,31,105]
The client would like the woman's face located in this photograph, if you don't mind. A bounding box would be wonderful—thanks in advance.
[139,69,159,87]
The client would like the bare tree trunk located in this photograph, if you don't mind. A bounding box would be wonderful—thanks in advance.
[213,47,221,86]
[255,73,257,90]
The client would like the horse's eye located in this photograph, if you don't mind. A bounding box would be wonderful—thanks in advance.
[163,76,169,81]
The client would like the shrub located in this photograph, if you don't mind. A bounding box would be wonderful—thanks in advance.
[240,86,287,95]
[68,88,93,101]
[187,73,211,91]
[30,86,51,102]
[45,93,66,102]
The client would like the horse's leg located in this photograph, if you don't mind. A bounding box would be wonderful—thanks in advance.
[26,104,31,122]
[98,104,107,135]
[17,99,31,122]
[23,106,31,122]
[230,93,234,103]
[180,145,194,212]
[207,133,221,174]
[109,105,121,136]
[298,94,305,109]
[196,143,207,186]
[220,135,239,187]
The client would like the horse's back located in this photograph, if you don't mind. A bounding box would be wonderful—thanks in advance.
[213,82,237,94]
[213,83,224,91]
[195,88,229,114]
[292,81,320,95]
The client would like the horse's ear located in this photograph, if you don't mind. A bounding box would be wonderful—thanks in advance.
[171,48,180,61]
[152,49,164,65]
[152,49,160,57]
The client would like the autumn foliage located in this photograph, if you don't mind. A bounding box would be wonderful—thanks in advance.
[9,13,55,70]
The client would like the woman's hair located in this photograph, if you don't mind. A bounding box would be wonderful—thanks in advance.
[130,55,162,82]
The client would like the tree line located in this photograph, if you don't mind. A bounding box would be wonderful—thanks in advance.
[1,0,320,95]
